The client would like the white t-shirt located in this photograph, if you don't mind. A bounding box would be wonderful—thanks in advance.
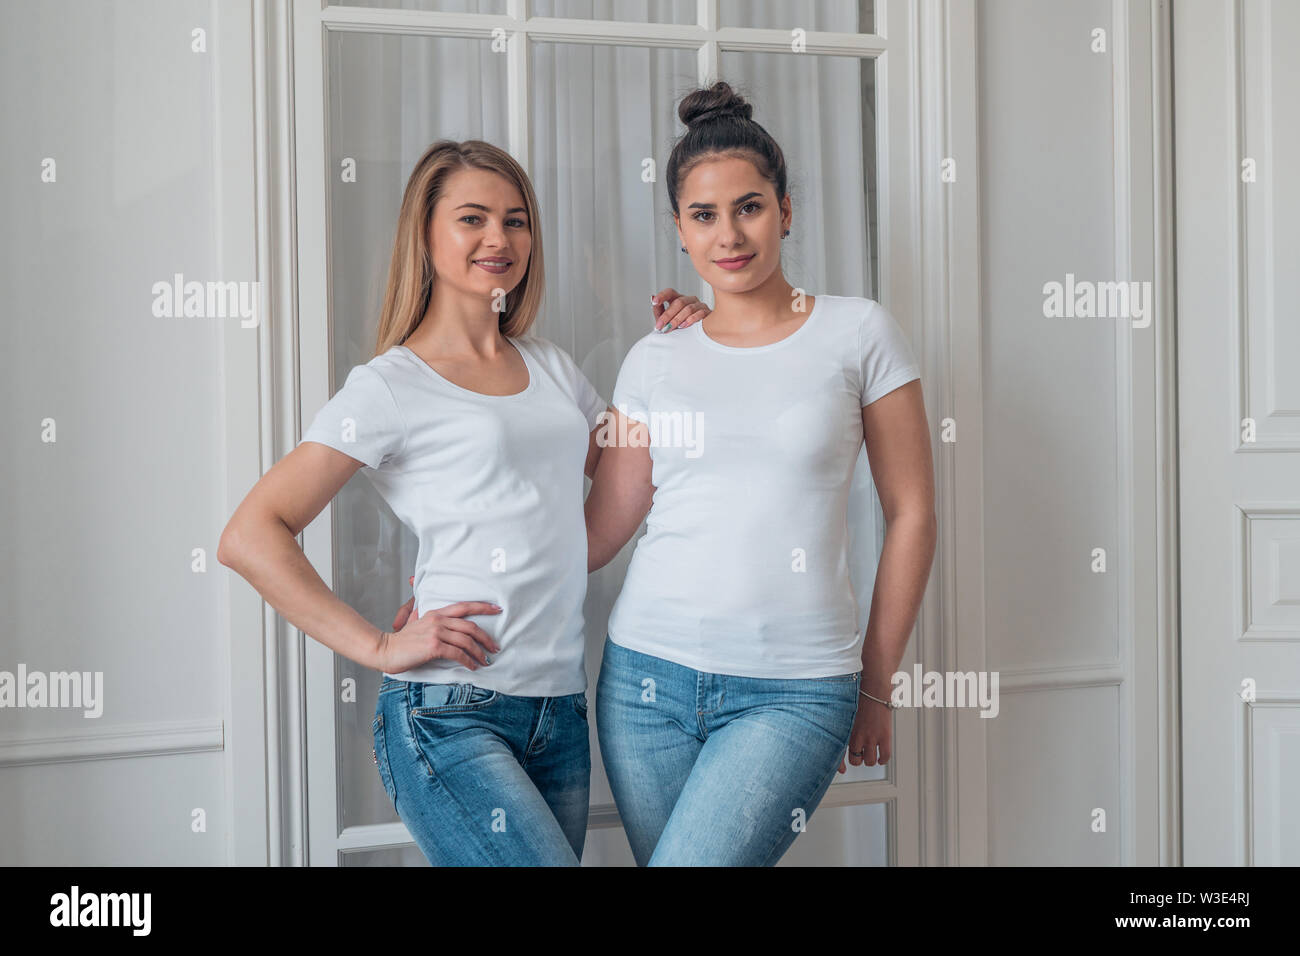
[300,334,606,696]
[606,294,921,678]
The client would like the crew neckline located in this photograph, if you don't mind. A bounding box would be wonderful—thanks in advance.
[694,294,827,353]
[394,337,536,399]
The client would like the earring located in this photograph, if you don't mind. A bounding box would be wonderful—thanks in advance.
[681,245,687,252]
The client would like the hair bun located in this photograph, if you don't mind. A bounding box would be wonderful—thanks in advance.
[679,81,753,129]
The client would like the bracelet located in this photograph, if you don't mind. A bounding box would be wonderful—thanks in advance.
[859,688,897,710]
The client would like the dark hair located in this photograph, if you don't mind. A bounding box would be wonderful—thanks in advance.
[666,81,789,219]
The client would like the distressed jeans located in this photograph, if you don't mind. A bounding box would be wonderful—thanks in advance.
[372,675,590,866]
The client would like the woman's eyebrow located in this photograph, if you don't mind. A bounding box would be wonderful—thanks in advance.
[453,202,527,214]
[686,191,763,210]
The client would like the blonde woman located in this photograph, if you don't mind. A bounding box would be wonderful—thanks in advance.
[217,140,705,866]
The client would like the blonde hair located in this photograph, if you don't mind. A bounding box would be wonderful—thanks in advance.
[373,140,545,357]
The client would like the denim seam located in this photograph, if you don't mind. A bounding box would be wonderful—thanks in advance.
[808,671,863,683]
[522,698,551,764]
[410,700,497,717]
[404,682,437,779]
[372,711,398,810]
[694,670,709,738]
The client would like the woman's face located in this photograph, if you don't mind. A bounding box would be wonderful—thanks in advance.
[427,167,532,307]
[675,155,790,294]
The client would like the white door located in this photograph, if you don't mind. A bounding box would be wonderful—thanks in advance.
[289,0,927,865]
[1175,0,1300,865]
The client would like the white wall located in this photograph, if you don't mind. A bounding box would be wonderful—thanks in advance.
[0,0,235,864]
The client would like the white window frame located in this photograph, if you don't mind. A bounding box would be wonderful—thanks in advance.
[224,0,984,866]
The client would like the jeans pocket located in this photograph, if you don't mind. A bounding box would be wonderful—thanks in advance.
[410,681,498,717]
[372,712,398,809]
[572,692,589,720]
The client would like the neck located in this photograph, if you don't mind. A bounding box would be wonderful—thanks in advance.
[707,271,804,331]
[407,283,510,357]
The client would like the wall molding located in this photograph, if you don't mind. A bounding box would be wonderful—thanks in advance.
[999,664,1126,693]
[1110,0,1138,872]
[1149,0,1181,869]
[1232,0,1295,453]
[1234,502,1300,642]
[930,0,986,867]
[216,0,273,866]
[0,719,224,769]
[1241,693,1300,866]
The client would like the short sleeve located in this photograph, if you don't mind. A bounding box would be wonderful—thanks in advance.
[550,340,608,429]
[299,364,407,469]
[859,300,921,407]
[611,337,651,425]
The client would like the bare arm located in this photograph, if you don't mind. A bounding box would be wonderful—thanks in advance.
[584,408,655,573]
[217,442,499,672]
[583,416,606,481]
[218,442,390,666]
[844,378,937,768]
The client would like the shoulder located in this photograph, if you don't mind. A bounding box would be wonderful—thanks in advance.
[814,294,905,348]
[512,332,578,370]
[852,296,903,334]
[620,327,682,367]
[343,345,409,379]
[345,347,414,395]
[814,293,883,327]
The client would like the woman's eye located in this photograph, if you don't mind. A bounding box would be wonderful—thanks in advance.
[740,202,760,215]
[693,211,714,222]
[507,218,528,228]
[460,215,480,224]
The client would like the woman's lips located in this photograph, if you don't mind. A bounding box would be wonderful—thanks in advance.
[714,254,754,271]
[473,259,512,275]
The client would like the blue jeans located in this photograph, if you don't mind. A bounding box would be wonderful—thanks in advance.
[595,635,861,866]
[372,676,591,865]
